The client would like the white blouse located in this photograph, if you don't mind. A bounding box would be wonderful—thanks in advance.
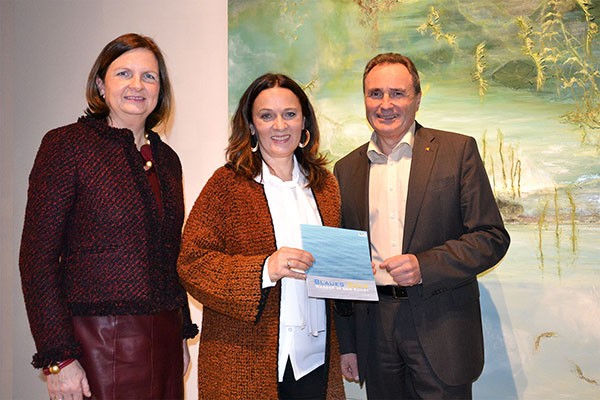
[258,157,326,381]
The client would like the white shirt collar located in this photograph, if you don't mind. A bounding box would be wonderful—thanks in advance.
[367,122,415,163]
[255,156,307,188]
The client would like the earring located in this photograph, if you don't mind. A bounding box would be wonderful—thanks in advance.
[298,129,310,149]
[250,126,259,153]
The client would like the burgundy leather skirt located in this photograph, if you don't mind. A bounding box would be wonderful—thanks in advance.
[73,309,184,400]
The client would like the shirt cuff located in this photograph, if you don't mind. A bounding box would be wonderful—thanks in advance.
[262,256,277,288]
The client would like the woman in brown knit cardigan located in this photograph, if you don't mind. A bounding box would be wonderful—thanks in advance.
[177,73,345,399]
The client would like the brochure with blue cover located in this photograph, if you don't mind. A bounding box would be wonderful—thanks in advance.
[300,224,378,301]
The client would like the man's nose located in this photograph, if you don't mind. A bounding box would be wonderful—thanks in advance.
[380,94,393,108]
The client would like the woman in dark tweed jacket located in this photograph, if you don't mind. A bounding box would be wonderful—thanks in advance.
[19,33,197,400]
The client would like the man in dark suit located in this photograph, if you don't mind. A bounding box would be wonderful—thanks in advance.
[333,53,510,399]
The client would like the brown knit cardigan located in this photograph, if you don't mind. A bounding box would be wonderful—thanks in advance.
[20,116,198,368]
[178,165,346,399]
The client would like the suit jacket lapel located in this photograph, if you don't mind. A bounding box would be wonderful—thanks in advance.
[356,145,371,232]
[404,124,437,252]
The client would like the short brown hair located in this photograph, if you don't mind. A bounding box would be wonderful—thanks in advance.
[227,73,330,190]
[84,33,172,130]
[363,53,421,95]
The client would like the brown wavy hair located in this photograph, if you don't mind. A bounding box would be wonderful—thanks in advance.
[362,52,421,95]
[226,73,330,190]
[84,33,172,131]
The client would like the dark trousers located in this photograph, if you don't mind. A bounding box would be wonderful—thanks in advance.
[278,358,326,400]
[365,295,472,400]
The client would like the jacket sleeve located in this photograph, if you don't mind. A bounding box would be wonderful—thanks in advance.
[19,130,82,368]
[331,160,361,356]
[177,169,273,324]
[333,301,357,355]
[414,136,510,298]
[181,302,199,338]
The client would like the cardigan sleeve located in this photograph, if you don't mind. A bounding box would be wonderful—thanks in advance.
[177,167,274,324]
[19,128,83,368]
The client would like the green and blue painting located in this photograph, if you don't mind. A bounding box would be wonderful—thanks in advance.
[229,1,600,398]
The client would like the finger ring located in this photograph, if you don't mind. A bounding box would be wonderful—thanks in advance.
[286,259,291,268]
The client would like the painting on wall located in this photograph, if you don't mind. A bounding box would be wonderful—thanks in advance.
[229,1,600,398]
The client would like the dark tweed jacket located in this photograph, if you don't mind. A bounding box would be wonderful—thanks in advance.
[20,116,198,368]
[177,165,345,400]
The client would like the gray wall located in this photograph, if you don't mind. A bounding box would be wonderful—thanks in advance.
[0,1,227,398]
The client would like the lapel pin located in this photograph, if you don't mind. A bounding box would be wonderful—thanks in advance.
[425,147,431,152]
